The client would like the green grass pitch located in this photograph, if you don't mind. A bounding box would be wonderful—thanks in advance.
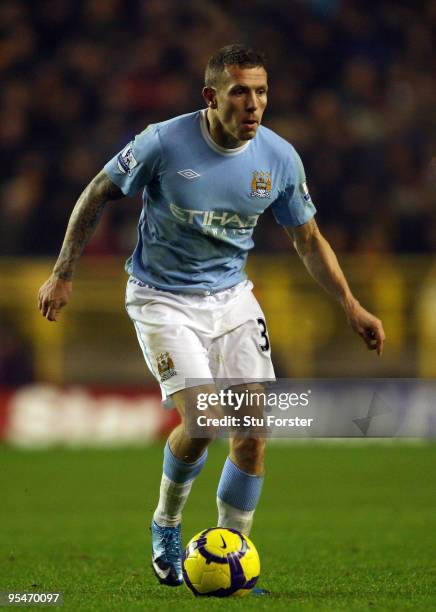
[1,442,435,611]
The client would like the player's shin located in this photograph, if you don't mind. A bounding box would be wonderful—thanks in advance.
[216,456,264,536]
[153,439,208,527]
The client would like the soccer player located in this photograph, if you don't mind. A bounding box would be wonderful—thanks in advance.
[38,45,385,588]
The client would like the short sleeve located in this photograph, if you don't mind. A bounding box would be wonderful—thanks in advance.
[103,125,161,197]
[271,148,316,227]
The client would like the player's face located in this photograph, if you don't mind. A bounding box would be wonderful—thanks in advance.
[213,65,268,145]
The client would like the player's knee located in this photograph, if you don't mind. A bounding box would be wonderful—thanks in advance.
[178,412,217,447]
[178,419,213,453]
[190,436,213,453]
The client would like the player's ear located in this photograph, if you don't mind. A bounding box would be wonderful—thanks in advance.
[202,87,217,109]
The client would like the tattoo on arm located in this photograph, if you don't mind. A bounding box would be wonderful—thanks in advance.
[53,171,123,280]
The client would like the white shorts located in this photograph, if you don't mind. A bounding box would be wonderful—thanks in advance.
[125,277,275,407]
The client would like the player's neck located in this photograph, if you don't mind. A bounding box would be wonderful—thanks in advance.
[206,109,244,149]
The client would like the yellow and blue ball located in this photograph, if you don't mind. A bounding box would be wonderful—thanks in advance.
[182,527,260,597]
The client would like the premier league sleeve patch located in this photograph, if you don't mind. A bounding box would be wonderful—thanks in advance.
[117,143,138,176]
[300,181,312,203]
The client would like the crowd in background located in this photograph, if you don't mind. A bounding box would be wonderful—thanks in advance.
[1,0,435,256]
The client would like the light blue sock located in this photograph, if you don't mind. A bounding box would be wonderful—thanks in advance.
[153,441,208,527]
[163,440,208,483]
[216,457,263,534]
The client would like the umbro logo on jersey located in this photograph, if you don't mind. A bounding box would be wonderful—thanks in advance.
[177,169,200,179]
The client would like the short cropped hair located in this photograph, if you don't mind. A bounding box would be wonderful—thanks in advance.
[205,44,267,88]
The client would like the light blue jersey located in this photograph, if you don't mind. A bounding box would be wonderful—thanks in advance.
[104,109,316,294]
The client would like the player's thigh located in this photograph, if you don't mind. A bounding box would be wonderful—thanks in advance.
[228,381,266,420]
[171,383,224,444]
[211,318,275,382]
[126,287,214,399]
[171,383,217,420]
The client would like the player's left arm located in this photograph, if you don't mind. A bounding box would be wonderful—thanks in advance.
[285,218,386,355]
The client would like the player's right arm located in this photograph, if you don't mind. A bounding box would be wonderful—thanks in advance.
[39,124,161,321]
[38,170,123,322]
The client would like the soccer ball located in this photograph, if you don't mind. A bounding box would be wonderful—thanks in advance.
[182,527,260,597]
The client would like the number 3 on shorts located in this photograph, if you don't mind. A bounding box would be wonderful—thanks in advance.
[257,317,270,352]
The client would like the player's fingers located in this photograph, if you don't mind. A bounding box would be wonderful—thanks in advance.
[376,328,385,356]
[367,338,378,351]
[373,321,385,356]
[46,306,58,321]
[366,325,385,355]
[41,297,56,317]
[377,339,384,356]
[41,298,50,317]
[43,299,64,321]
[38,286,48,312]
[360,328,376,351]
[39,296,48,314]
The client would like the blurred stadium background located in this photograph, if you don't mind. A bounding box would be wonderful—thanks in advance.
[0,0,435,444]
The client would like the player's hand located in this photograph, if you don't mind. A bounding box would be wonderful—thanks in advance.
[345,299,386,355]
[38,274,72,322]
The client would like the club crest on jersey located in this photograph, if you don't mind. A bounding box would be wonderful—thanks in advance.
[156,352,177,381]
[251,171,271,198]
[117,144,138,176]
